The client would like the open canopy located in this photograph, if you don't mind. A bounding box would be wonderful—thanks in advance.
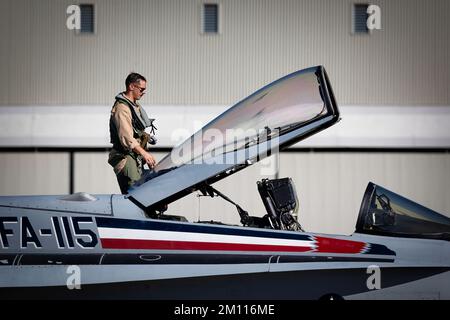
[128,66,339,210]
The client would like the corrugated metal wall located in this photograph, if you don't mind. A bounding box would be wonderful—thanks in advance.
[1,0,449,106]
[1,151,448,235]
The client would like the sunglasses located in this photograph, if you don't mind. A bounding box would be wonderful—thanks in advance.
[134,85,146,93]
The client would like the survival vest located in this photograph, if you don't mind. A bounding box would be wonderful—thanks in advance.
[109,94,155,155]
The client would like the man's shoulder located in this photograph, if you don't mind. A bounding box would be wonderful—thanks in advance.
[113,101,132,113]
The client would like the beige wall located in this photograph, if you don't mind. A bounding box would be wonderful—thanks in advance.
[1,151,449,235]
[0,0,449,106]
[0,152,70,195]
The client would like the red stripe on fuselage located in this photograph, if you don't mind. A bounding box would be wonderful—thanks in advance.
[314,236,366,254]
[100,238,312,252]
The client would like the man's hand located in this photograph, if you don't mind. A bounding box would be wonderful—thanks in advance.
[142,151,156,168]
[133,145,156,168]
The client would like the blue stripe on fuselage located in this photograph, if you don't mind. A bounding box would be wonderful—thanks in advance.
[366,243,396,256]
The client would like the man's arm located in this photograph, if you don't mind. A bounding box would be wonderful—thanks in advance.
[113,103,156,168]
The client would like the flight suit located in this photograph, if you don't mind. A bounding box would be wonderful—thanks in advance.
[108,93,150,194]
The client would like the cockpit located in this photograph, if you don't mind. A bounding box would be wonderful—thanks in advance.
[193,177,304,231]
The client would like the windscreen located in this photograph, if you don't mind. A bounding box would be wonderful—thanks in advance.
[356,182,450,240]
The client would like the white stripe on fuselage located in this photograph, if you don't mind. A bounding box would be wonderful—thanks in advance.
[98,227,315,248]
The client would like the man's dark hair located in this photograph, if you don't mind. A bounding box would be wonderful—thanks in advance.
[125,72,146,89]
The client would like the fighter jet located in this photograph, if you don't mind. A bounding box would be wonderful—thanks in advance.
[0,66,449,299]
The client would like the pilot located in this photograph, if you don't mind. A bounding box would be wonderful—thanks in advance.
[108,72,157,194]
